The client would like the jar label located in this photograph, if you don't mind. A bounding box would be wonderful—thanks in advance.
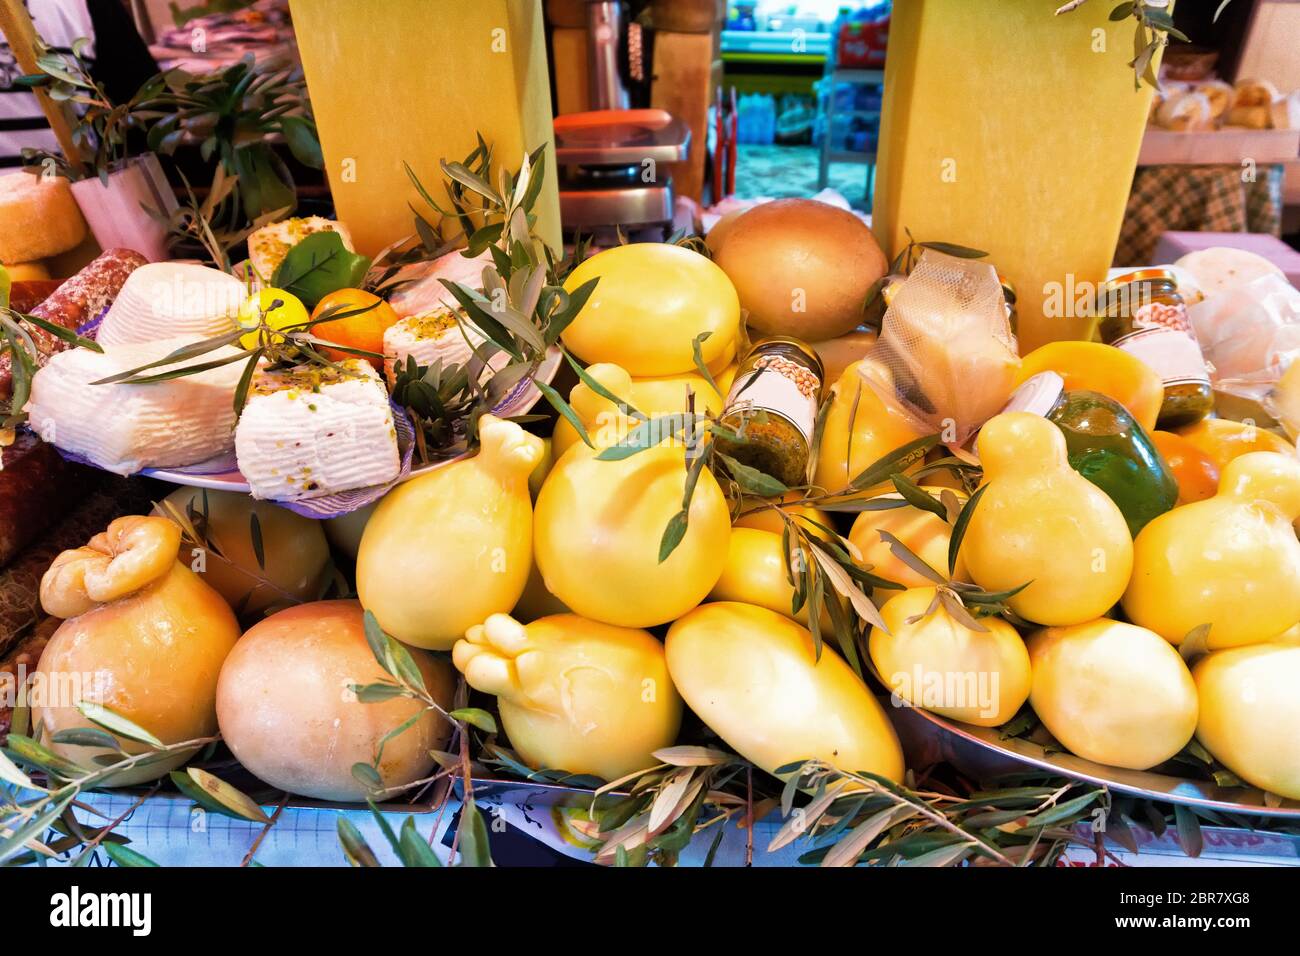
[1132,299,1194,335]
[1113,326,1210,388]
[724,363,818,444]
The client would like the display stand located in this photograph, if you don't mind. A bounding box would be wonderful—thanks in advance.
[815,67,883,203]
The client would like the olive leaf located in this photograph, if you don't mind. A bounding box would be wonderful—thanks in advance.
[658,510,690,564]
[653,746,733,767]
[890,474,948,521]
[545,276,598,345]
[947,483,988,577]
[561,348,646,421]
[170,767,271,824]
[248,511,266,570]
[0,750,33,789]
[937,588,990,634]
[0,793,76,866]
[877,530,947,586]
[691,331,720,395]
[456,798,495,867]
[338,816,382,867]
[1174,805,1203,858]
[398,816,444,867]
[916,241,988,259]
[716,452,788,497]
[352,762,383,791]
[449,707,499,734]
[50,727,122,751]
[807,539,889,634]
[1179,623,1212,663]
[77,702,163,749]
[595,414,695,462]
[2,734,89,780]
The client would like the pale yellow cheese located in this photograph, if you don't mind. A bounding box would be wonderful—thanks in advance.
[872,0,1161,351]
[289,0,561,257]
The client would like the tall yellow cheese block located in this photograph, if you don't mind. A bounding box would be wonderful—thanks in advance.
[873,0,1161,351]
[289,0,562,257]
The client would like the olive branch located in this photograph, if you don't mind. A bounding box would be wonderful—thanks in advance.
[1056,1,1211,90]
[0,701,270,868]
[344,610,495,867]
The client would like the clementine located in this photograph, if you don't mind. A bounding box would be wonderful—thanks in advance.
[310,288,399,368]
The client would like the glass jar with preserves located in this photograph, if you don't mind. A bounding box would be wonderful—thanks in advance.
[714,337,824,488]
[1097,269,1212,429]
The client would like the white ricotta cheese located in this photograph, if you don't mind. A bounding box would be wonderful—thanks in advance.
[25,338,246,474]
[96,262,244,347]
[234,359,400,501]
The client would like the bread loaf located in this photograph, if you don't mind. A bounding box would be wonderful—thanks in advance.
[0,173,87,262]
[1233,78,1279,108]
[1224,105,1272,130]
[1155,91,1212,131]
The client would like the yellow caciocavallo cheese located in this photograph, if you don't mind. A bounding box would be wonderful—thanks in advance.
[288,0,561,257]
[872,0,1163,351]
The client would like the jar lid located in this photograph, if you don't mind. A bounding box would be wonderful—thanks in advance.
[1000,371,1065,419]
[1101,268,1179,297]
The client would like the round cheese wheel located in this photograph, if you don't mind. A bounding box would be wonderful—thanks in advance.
[714,198,888,341]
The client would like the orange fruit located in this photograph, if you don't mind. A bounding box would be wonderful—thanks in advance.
[310,288,399,369]
[1151,430,1219,505]
[1175,418,1296,472]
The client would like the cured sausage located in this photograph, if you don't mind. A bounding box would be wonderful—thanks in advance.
[0,248,148,401]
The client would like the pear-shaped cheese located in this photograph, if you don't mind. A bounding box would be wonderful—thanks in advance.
[356,415,543,649]
[454,612,681,781]
[1124,452,1300,648]
[964,413,1132,626]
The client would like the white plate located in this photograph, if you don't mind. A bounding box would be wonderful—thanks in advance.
[142,347,564,493]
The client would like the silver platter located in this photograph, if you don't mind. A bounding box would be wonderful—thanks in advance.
[891,704,1300,819]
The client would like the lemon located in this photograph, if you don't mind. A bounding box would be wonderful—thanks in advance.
[237,288,309,350]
